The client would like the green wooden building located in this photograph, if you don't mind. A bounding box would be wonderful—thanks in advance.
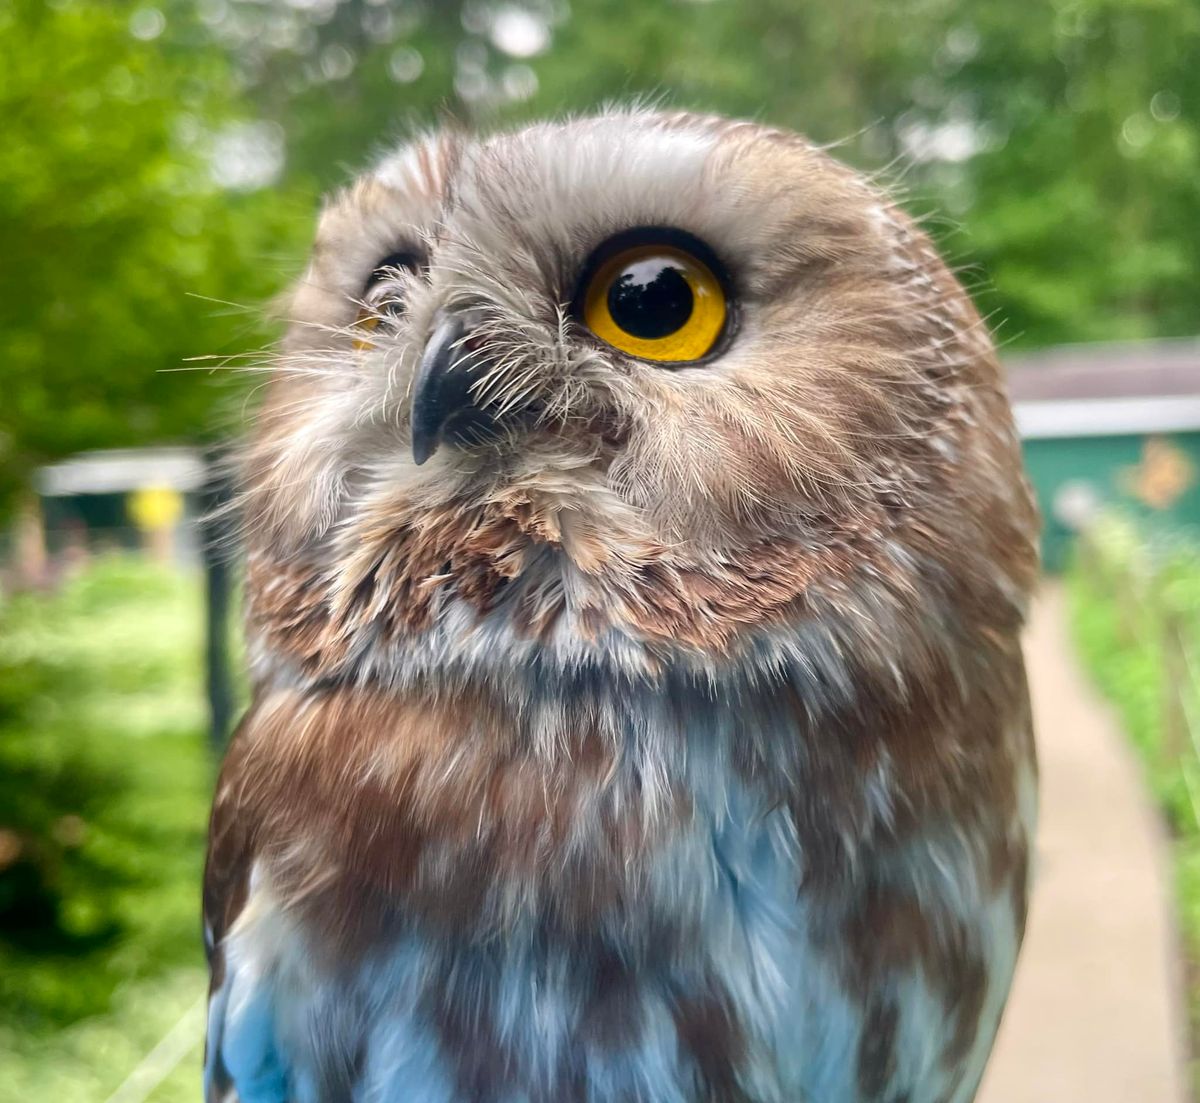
[1008,339,1200,571]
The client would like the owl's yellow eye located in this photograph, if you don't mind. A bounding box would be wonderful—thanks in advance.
[581,236,728,363]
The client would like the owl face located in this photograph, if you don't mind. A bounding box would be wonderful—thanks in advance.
[243,110,1037,682]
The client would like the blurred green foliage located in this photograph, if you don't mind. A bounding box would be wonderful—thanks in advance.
[0,559,211,1099]
[0,0,309,508]
[2,0,1200,510]
[186,0,1200,352]
[1068,516,1200,1095]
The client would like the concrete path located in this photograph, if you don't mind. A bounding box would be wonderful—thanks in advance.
[977,585,1189,1103]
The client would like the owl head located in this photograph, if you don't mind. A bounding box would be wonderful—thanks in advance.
[241,109,1038,692]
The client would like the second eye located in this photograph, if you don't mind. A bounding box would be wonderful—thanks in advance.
[355,251,423,347]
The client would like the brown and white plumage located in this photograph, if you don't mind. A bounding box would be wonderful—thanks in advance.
[204,109,1039,1103]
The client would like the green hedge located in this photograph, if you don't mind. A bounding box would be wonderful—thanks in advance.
[0,557,214,1102]
[1067,515,1200,1095]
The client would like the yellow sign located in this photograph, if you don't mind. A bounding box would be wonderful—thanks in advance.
[128,485,184,532]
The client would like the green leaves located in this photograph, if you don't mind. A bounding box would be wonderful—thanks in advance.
[226,0,1200,350]
[0,0,312,506]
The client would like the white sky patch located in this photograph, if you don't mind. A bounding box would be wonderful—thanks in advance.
[210,120,286,191]
[129,7,166,40]
[389,46,424,84]
[1151,90,1181,122]
[454,67,489,103]
[502,63,538,101]
[489,6,550,58]
[897,117,982,163]
[320,43,356,80]
[282,0,338,16]
[1120,112,1153,153]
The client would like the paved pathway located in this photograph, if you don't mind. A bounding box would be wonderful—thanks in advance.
[977,585,1189,1103]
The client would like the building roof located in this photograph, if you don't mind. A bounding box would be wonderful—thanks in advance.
[36,447,206,497]
[1006,338,1200,439]
[1006,338,1200,401]
[1013,396,1200,440]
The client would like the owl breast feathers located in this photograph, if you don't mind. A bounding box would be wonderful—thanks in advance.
[204,109,1039,1103]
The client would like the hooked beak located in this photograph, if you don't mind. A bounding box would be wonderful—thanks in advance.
[410,310,494,465]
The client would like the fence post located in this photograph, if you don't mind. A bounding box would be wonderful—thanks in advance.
[200,446,236,752]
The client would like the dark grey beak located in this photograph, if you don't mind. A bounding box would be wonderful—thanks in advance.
[410,311,493,465]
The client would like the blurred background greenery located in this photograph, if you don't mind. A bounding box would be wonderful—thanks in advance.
[3,0,1199,502]
[2,0,1200,1099]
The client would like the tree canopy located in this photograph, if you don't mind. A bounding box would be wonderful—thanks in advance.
[0,0,307,503]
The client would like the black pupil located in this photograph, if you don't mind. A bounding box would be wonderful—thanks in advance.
[607,257,694,340]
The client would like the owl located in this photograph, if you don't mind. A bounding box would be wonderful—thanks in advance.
[204,109,1040,1103]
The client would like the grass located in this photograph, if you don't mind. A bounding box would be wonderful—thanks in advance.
[1066,516,1200,1097]
[0,556,218,1102]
